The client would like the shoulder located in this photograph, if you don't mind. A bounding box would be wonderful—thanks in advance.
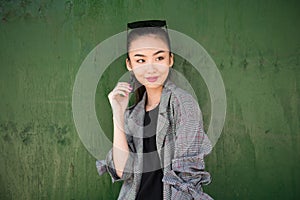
[167,82,202,121]
[169,83,200,110]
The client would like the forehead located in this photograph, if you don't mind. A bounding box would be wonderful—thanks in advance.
[128,35,169,53]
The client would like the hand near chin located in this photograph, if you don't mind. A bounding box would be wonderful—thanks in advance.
[108,82,132,117]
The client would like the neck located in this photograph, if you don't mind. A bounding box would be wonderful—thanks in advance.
[145,86,163,107]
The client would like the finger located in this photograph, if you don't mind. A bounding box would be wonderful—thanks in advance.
[113,86,131,95]
[113,89,128,97]
[117,81,130,85]
[115,85,132,93]
[117,82,131,88]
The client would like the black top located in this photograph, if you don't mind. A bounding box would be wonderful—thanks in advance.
[136,104,163,200]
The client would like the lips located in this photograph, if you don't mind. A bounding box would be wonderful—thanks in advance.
[145,76,158,82]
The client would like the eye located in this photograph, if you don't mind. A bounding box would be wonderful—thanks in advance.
[156,56,164,61]
[136,59,145,63]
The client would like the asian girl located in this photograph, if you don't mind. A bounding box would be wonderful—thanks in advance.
[96,20,213,200]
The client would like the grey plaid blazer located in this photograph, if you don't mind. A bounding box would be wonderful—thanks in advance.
[96,79,213,200]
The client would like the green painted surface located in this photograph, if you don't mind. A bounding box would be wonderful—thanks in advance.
[0,0,299,199]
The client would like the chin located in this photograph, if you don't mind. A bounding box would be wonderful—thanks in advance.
[144,80,166,89]
[144,82,164,89]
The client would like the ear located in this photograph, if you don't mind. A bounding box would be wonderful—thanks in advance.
[126,58,132,71]
[169,52,174,67]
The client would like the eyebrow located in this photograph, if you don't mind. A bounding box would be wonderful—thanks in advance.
[133,50,166,57]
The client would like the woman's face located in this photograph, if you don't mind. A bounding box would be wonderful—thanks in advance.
[126,34,174,89]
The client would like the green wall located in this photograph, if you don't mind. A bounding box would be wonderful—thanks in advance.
[0,0,299,199]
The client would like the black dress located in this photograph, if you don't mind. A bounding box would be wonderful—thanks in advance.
[136,104,163,200]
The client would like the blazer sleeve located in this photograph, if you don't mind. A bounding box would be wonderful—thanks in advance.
[96,109,135,183]
[162,93,214,200]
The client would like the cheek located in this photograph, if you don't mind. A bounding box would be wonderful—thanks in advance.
[132,70,146,83]
[132,67,145,76]
[157,65,170,74]
[159,57,172,67]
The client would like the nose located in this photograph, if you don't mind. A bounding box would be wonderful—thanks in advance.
[146,63,156,73]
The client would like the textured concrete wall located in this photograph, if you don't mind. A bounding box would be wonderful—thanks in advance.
[0,0,299,199]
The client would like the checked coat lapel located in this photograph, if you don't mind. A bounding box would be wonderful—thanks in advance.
[126,79,175,162]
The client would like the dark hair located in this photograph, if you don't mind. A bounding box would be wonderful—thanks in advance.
[126,26,172,107]
[127,27,171,56]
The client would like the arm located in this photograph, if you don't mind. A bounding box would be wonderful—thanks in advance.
[96,109,135,182]
[112,112,129,178]
[96,81,135,182]
[162,93,213,199]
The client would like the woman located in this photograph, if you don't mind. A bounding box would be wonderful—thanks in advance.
[96,20,213,200]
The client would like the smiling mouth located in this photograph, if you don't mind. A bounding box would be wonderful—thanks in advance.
[145,76,158,82]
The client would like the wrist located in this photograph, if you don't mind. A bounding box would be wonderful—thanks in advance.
[113,114,124,128]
